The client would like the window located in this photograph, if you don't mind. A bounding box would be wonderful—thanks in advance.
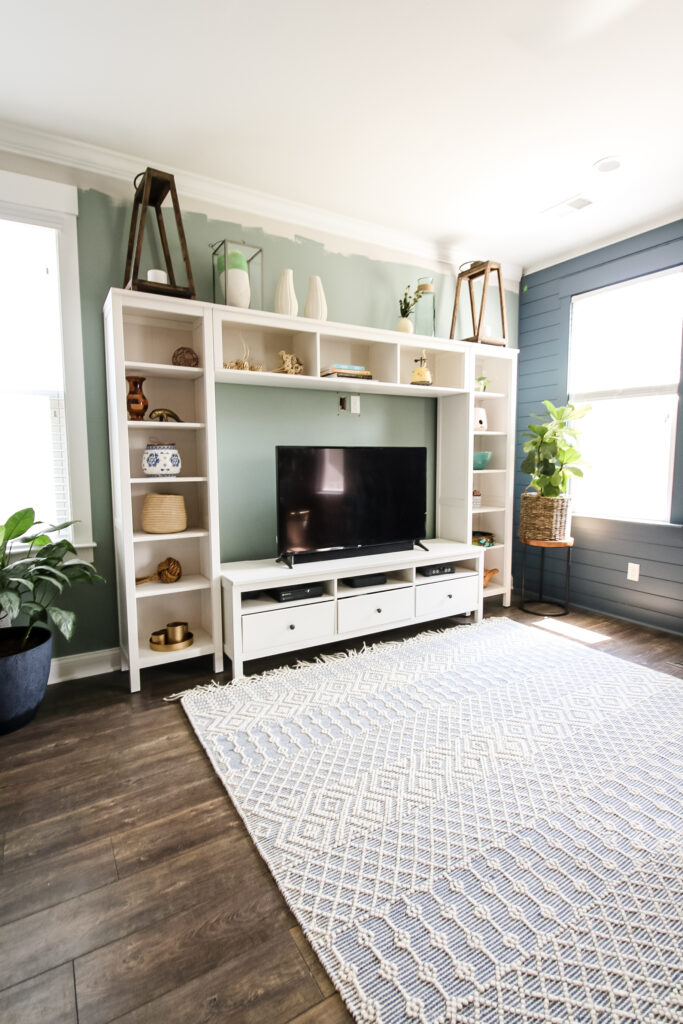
[0,170,93,555]
[568,268,682,523]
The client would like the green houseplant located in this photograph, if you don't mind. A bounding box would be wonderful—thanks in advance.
[0,508,103,733]
[396,285,423,334]
[519,400,590,541]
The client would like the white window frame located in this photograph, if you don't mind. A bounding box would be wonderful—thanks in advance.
[0,169,94,558]
[568,267,682,525]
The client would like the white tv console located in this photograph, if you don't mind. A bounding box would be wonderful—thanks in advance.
[221,538,483,678]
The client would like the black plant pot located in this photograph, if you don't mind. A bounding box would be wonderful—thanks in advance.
[0,627,52,734]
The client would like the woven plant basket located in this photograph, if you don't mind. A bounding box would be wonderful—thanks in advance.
[141,493,187,534]
[519,491,570,542]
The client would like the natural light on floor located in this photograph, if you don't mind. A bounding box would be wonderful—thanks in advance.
[532,617,611,644]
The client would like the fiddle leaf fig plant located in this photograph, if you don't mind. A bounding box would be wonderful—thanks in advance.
[521,400,591,497]
[0,508,104,648]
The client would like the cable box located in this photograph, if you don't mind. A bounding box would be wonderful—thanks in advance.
[342,573,387,588]
[418,564,455,577]
[269,582,324,603]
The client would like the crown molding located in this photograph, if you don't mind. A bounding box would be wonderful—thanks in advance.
[0,119,522,286]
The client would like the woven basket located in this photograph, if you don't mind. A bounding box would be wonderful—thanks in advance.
[519,492,570,542]
[141,493,187,534]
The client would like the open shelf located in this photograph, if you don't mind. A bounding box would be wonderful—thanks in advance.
[132,529,209,543]
[128,421,205,430]
[215,367,467,397]
[130,476,207,484]
[138,626,215,668]
[473,505,506,514]
[124,360,203,380]
[242,593,334,614]
[134,574,211,599]
[483,583,506,599]
[473,391,505,399]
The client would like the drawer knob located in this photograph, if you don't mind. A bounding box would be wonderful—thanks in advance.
[289,624,296,630]
[376,608,382,614]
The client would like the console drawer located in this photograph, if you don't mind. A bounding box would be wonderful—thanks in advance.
[416,574,479,618]
[337,586,413,634]
[242,600,335,656]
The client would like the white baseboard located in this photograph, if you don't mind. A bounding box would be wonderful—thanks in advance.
[48,647,121,685]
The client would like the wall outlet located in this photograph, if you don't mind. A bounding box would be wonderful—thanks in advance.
[627,562,640,582]
[350,395,361,415]
[338,396,347,413]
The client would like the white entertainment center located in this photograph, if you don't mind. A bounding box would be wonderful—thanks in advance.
[104,288,517,691]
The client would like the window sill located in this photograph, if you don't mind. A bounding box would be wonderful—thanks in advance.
[572,513,682,530]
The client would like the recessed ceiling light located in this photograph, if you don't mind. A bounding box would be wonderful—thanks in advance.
[593,156,622,173]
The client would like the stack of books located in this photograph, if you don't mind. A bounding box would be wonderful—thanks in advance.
[320,363,373,380]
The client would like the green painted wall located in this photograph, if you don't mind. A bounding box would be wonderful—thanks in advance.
[65,186,517,659]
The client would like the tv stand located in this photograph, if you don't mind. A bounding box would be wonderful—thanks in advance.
[221,539,483,679]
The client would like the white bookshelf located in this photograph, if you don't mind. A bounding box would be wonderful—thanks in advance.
[105,289,517,687]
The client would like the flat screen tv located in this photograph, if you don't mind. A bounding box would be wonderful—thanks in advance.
[276,446,427,565]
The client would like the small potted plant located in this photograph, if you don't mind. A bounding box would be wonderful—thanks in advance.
[519,400,590,541]
[0,508,103,733]
[475,375,491,392]
[397,285,423,333]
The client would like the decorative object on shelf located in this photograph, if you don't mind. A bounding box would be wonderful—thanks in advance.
[519,399,590,542]
[141,493,187,534]
[172,346,199,367]
[0,507,104,733]
[483,567,499,588]
[149,620,193,652]
[125,376,148,420]
[223,335,263,372]
[142,441,182,477]
[123,167,195,299]
[274,268,298,316]
[473,450,492,470]
[450,260,508,345]
[135,556,182,586]
[274,350,304,375]
[410,350,432,386]
[147,269,168,285]
[149,408,182,423]
[474,406,488,431]
[320,365,372,380]
[210,240,263,309]
[413,276,436,336]
[475,375,491,392]
[397,284,423,333]
[472,530,495,547]
[473,489,482,509]
[304,275,328,320]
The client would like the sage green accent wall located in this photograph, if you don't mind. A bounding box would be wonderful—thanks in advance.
[216,386,436,562]
[65,186,517,658]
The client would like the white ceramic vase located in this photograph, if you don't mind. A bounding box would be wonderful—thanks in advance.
[304,275,327,320]
[474,407,488,431]
[142,442,182,477]
[274,269,298,316]
[397,317,414,334]
[220,269,251,308]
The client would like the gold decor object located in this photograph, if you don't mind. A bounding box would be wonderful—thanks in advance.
[149,621,194,652]
[483,567,499,588]
[141,493,187,534]
[149,408,182,423]
[411,350,432,386]
[518,492,570,542]
[172,346,199,367]
[135,557,182,586]
[450,260,509,346]
[274,350,303,374]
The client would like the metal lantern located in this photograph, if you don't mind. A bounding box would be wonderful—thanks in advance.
[210,240,263,310]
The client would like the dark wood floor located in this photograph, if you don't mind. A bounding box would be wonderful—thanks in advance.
[1,601,682,1023]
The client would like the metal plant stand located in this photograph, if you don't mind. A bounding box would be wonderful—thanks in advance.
[520,538,574,616]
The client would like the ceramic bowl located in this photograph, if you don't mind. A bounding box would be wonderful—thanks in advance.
[473,450,492,470]
[142,442,182,477]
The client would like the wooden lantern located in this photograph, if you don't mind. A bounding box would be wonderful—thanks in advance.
[123,167,195,300]
[449,260,508,346]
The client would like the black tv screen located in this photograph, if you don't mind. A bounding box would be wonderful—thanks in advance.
[276,446,427,562]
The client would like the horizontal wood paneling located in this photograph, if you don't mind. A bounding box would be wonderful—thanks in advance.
[516,219,683,635]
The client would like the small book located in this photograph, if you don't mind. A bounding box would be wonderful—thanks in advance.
[320,369,373,379]
[328,362,366,371]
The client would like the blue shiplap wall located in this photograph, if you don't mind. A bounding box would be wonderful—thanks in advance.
[515,219,683,635]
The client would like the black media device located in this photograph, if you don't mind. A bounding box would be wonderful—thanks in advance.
[276,446,428,568]
[418,564,455,577]
[342,573,387,588]
[269,583,324,603]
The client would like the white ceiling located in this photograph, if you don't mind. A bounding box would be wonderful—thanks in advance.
[1,0,682,273]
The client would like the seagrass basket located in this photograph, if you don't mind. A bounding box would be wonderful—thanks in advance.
[141,493,187,534]
[518,492,570,542]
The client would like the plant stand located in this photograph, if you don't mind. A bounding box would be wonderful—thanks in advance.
[520,537,573,616]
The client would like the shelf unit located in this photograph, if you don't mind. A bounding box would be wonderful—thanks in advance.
[105,289,517,688]
[104,290,223,692]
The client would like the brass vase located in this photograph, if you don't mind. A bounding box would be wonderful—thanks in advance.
[126,376,148,420]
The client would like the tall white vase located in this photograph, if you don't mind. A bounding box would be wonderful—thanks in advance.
[304,275,328,320]
[274,269,298,317]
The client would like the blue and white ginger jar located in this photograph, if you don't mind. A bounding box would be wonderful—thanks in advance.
[142,442,182,477]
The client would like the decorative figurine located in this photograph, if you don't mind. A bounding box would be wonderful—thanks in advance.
[149,408,182,423]
[136,557,182,586]
[483,567,500,588]
[410,350,432,386]
[274,350,304,375]
[172,346,199,367]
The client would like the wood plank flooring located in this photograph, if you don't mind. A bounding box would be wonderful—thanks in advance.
[1,602,681,1023]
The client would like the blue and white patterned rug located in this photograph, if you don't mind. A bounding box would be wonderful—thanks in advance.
[182,617,683,1023]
